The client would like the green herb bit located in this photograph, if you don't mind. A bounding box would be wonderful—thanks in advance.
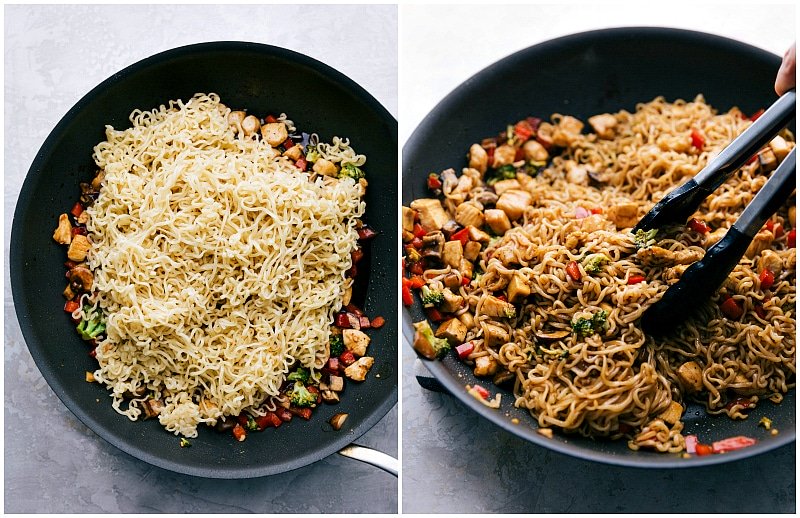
[179,438,191,448]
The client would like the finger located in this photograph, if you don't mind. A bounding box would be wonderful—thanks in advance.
[775,42,796,95]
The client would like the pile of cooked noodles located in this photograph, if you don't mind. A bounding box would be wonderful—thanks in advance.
[85,93,365,437]
[408,96,795,452]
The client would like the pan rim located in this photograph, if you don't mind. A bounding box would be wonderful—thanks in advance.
[11,41,397,479]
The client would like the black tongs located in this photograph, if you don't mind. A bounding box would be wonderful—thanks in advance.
[636,91,796,335]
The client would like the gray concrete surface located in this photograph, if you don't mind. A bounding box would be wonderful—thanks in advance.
[4,5,397,513]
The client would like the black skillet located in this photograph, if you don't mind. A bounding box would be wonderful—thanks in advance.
[11,42,397,478]
[402,27,795,468]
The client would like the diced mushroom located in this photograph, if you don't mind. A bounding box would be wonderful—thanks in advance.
[329,375,345,392]
[507,272,530,303]
[522,140,548,162]
[321,390,340,404]
[343,328,371,357]
[493,179,521,195]
[606,202,639,229]
[68,265,94,293]
[63,284,75,300]
[435,318,467,345]
[496,189,532,221]
[637,246,703,267]
[410,198,449,231]
[472,188,499,206]
[769,135,791,162]
[455,202,484,228]
[329,413,349,430]
[241,115,261,137]
[463,240,482,261]
[469,144,489,175]
[442,240,463,269]
[757,148,778,173]
[344,356,374,382]
[440,288,465,313]
[473,355,499,377]
[283,144,304,161]
[492,370,515,387]
[313,158,338,177]
[534,329,570,342]
[677,361,703,392]
[657,401,684,425]
[420,231,445,261]
[564,161,589,186]
[758,249,783,274]
[53,214,72,245]
[261,122,288,147]
[142,399,165,420]
[67,235,91,262]
[492,144,517,168]
[745,228,774,259]
[402,206,415,232]
[552,116,584,147]
[483,322,510,349]
[588,113,617,139]
[481,295,516,319]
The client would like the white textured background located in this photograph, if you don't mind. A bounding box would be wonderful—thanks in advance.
[401,2,796,514]
[4,4,397,513]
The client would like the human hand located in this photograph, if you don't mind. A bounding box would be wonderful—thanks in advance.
[775,42,795,95]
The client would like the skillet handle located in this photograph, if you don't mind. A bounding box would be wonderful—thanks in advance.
[337,444,398,477]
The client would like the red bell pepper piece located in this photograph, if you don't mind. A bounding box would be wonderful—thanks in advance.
[236,414,249,426]
[351,248,364,263]
[788,229,796,248]
[409,276,425,289]
[725,397,756,411]
[64,300,80,313]
[410,262,424,275]
[695,443,714,456]
[427,173,442,190]
[472,385,490,400]
[268,412,284,428]
[426,307,445,322]
[277,408,293,422]
[754,304,768,319]
[295,157,308,171]
[690,129,705,149]
[357,226,378,241]
[71,227,87,237]
[759,269,775,290]
[749,108,765,121]
[455,342,474,359]
[402,278,414,306]
[688,218,710,234]
[514,120,534,142]
[746,153,759,165]
[712,435,756,453]
[461,275,471,286]
[370,316,385,329]
[335,312,352,328]
[70,202,84,218]
[589,207,603,215]
[346,264,357,278]
[772,222,784,239]
[450,227,470,246]
[255,415,271,430]
[339,350,356,366]
[283,137,294,149]
[627,275,646,285]
[413,223,427,239]
[265,114,278,123]
[88,347,97,358]
[720,296,744,320]
[566,261,581,281]
[410,237,423,249]
[289,406,313,420]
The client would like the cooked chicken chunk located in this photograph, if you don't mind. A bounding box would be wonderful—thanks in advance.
[588,113,618,139]
[483,322,510,348]
[435,318,467,345]
[440,288,465,313]
[606,202,639,229]
[469,144,489,175]
[565,161,589,186]
[745,228,774,259]
[677,361,703,392]
[663,264,689,285]
[484,209,512,235]
[282,144,303,161]
[313,158,338,176]
[467,225,492,243]
[704,227,727,248]
[442,240,463,269]
[481,295,516,318]
[53,213,72,245]
[344,357,374,382]
[758,249,782,274]
[455,202,484,228]
[464,240,482,262]
[261,122,288,147]
[637,246,703,267]
[329,375,345,392]
[522,139,548,162]
[473,355,499,377]
[507,272,530,303]
[496,189,532,221]
[410,198,449,231]
[67,234,91,262]
[769,135,791,162]
[552,116,584,147]
[493,179,521,195]
[492,144,517,168]
[343,329,371,357]
[402,206,415,232]
[657,401,683,425]
[536,122,555,148]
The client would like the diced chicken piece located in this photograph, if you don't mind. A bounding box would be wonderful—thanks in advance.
[343,328,371,357]
[282,144,304,161]
[663,264,689,285]
[493,179,520,195]
[564,161,589,186]
[492,245,518,266]
[410,198,449,231]
[241,115,261,137]
[507,272,530,303]
[464,241,482,261]
[53,213,72,245]
[63,284,75,300]
[758,249,782,274]
[459,257,474,280]
[657,401,684,425]
[442,240,463,268]
[536,122,555,148]
[731,373,766,396]
[420,231,445,261]
[484,209,512,235]
[704,227,727,248]
[789,206,796,227]
[657,133,691,153]
[606,202,639,230]
[769,135,791,162]
[758,148,778,173]
[468,144,489,175]
[342,284,353,306]
[483,322,510,348]
[492,144,517,168]
[436,318,467,345]
[637,246,703,267]
[588,113,618,139]
[481,295,516,319]
[552,116,584,147]
[452,174,475,198]
[579,214,609,233]
[329,375,345,392]
[473,355,499,377]
[442,272,462,290]
[522,140,549,162]
[496,189,532,221]
[677,361,703,392]
[344,357,374,382]
[67,235,91,262]
[228,110,246,133]
[462,167,482,182]
[467,225,492,243]
[745,228,774,259]
[261,122,288,147]
[402,206,415,232]
[440,288,465,313]
[313,158,338,176]
[77,211,90,225]
[458,311,475,330]
[455,202,484,228]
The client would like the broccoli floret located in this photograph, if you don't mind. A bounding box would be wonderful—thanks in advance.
[504,306,517,319]
[633,228,658,250]
[592,310,609,334]
[305,146,321,163]
[582,253,609,275]
[420,285,444,307]
[329,334,345,357]
[289,381,317,407]
[338,163,365,181]
[287,367,310,383]
[415,321,451,359]
[245,415,259,432]
[571,310,609,338]
[76,306,105,341]
[486,164,517,185]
